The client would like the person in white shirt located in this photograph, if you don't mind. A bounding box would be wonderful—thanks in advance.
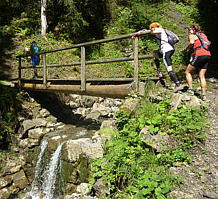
[132,22,183,92]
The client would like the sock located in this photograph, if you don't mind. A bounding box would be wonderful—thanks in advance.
[169,71,180,86]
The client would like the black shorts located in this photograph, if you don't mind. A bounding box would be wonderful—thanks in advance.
[190,55,211,69]
[154,50,174,67]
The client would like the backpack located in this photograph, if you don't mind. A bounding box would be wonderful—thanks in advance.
[165,29,179,46]
[195,32,211,51]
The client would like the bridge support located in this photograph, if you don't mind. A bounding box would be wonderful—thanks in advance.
[19,82,132,98]
[134,36,139,92]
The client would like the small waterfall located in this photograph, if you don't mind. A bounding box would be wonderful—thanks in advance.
[41,143,63,199]
[24,140,48,199]
[24,142,63,199]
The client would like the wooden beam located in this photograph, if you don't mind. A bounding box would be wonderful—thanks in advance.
[42,54,47,89]
[20,83,132,98]
[19,54,154,69]
[134,37,139,92]
[81,46,86,91]
[16,30,151,57]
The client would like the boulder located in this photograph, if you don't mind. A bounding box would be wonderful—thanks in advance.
[63,138,103,162]
[119,98,140,113]
[140,127,169,152]
[12,169,29,189]
[22,118,47,133]
[0,177,12,189]
[76,183,91,195]
[28,127,44,139]
[93,178,109,198]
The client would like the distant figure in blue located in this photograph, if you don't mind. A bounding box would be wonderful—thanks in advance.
[30,41,40,78]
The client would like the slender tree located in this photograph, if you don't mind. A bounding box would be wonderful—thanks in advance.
[41,0,47,37]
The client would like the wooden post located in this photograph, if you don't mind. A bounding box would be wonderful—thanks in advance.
[42,53,47,89]
[81,46,86,91]
[18,56,22,88]
[134,37,139,92]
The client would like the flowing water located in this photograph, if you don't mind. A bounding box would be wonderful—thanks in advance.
[24,141,63,199]
[41,143,63,199]
[24,140,48,199]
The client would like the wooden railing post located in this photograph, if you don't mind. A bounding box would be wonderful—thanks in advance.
[81,46,86,91]
[18,56,22,88]
[134,36,139,92]
[42,53,47,89]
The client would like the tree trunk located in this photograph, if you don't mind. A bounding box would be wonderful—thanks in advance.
[41,0,47,37]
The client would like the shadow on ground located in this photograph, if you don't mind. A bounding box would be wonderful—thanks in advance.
[28,91,100,130]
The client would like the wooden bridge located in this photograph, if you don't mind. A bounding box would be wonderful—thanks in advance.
[16,30,158,98]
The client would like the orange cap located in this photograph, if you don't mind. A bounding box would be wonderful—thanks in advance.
[149,22,162,29]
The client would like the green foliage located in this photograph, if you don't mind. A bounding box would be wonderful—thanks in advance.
[0,84,21,144]
[175,3,201,25]
[115,110,131,131]
[89,93,208,198]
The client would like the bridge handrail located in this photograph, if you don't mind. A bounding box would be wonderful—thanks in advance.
[19,54,154,70]
[17,30,152,91]
[16,30,151,58]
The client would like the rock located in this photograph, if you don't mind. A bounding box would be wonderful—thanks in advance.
[0,177,12,189]
[76,183,91,195]
[63,138,103,162]
[20,118,47,138]
[0,188,10,199]
[73,107,89,116]
[64,193,97,199]
[168,190,194,199]
[39,108,50,117]
[100,119,117,130]
[7,165,22,175]
[22,118,47,132]
[170,93,184,110]
[119,98,140,113]
[93,178,110,198]
[140,127,169,152]
[20,138,39,148]
[80,96,97,107]
[208,78,218,83]
[188,95,201,107]
[92,103,111,116]
[203,191,218,199]
[170,93,202,109]
[28,127,44,139]
[12,169,29,189]
[1,162,22,176]
[86,111,101,120]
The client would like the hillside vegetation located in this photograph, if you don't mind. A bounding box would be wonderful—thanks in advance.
[0,0,217,80]
[0,0,217,198]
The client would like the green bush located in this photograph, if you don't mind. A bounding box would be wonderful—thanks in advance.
[89,93,207,198]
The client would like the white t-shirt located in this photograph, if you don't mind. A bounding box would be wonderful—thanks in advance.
[152,27,174,53]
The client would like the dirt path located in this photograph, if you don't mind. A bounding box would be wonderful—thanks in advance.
[170,81,218,199]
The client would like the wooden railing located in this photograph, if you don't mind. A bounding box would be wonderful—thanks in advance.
[17,30,153,92]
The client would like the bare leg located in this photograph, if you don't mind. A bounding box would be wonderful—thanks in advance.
[199,68,207,94]
[185,64,196,89]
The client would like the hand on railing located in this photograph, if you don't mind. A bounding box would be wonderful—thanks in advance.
[131,29,148,39]
[131,33,139,39]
